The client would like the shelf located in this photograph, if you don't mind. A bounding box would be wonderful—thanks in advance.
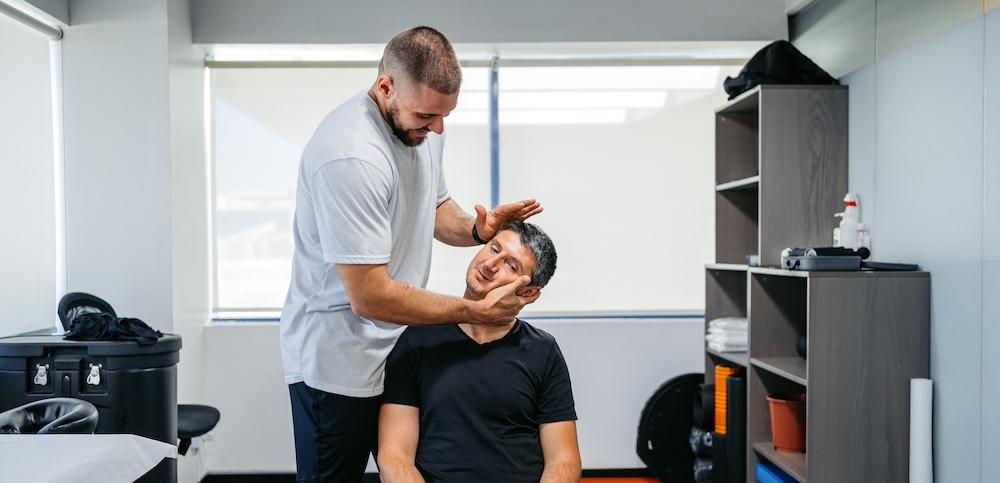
[707,347,748,367]
[715,85,760,114]
[716,84,849,115]
[753,442,806,483]
[749,267,930,279]
[705,263,748,272]
[749,267,810,278]
[716,175,759,192]
[751,357,807,386]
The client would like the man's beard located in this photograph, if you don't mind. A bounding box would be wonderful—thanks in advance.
[386,101,424,147]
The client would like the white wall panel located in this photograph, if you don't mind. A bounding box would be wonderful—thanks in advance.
[62,0,174,330]
[840,64,876,233]
[981,9,1000,483]
[874,17,984,483]
[875,0,982,60]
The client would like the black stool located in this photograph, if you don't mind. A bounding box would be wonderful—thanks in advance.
[177,404,220,455]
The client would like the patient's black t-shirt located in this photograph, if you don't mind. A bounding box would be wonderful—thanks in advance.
[382,319,577,483]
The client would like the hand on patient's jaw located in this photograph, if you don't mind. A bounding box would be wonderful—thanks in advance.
[473,275,540,325]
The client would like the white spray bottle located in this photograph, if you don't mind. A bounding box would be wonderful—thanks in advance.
[833,193,862,249]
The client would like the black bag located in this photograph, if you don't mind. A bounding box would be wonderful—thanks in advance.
[60,292,163,346]
[723,40,838,100]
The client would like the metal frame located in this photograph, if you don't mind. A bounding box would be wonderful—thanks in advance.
[489,57,500,208]
[206,68,222,314]
[0,1,62,40]
[50,39,66,333]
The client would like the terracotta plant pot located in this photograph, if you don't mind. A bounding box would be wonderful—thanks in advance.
[767,393,806,452]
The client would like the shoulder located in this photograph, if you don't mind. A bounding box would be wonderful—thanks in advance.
[395,325,453,349]
[517,320,558,346]
[516,320,564,360]
[301,92,395,176]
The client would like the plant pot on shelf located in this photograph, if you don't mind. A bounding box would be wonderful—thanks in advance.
[767,393,806,452]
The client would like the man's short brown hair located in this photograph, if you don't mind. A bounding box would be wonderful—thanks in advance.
[379,26,462,94]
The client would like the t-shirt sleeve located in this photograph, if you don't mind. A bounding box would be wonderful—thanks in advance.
[433,137,450,205]
[537,341,577,424]
[436,167,450,206]
[383,329,421,408]
[309,158,392,264]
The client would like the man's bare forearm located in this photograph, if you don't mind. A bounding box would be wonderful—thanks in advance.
[434,199,478,247]
[540,460,582,483]
[377,458,426,483]
[347,272,478,326]
[338,264,530,327]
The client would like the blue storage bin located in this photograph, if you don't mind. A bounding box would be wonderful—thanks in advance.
[757,462,797,483]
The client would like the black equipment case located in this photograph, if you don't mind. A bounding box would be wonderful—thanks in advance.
[0,330,182,482]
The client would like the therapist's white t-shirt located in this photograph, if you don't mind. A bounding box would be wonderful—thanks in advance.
[280,90,449,397]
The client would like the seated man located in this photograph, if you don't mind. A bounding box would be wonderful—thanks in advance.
[377,221,580,483]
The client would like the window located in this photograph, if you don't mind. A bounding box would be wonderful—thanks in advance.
[210,66,489,312]
[497,65,738,312]
[210,59,739,317]
[0,13,58,335]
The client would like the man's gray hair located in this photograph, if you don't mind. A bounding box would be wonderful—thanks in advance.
[379,26,462,94]
[499,221,557,288]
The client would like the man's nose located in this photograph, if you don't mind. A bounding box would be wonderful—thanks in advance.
[484,255,502,272]
[428,117,444,135]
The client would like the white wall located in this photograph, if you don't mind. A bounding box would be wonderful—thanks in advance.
[167,0,210,406]
[191,0,787,44]
[167,0,212,479]
[0,12,57,337]
[62,0,175,331]
[792,2,999,481]
[201,318,704,474]
[60,0,210,478]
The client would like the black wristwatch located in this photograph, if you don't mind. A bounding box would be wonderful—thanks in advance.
[471,224,487,244]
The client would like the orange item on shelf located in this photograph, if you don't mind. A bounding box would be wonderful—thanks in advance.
[767,393,807,452]
[714,364,739,434]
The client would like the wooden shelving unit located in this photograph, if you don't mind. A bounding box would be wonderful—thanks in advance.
[707,347,748,368]
[713,85,848,267]
[716,175,759,192]
[745,268,930,483]
[705,85,932,482]
[750,357,807,387]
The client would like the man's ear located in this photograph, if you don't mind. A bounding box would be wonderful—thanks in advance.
[515,286,540,298]
[377,74,394,98]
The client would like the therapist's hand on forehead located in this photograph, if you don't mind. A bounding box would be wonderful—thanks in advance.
[474,199,544,241]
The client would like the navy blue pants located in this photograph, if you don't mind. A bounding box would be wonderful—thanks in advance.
[288,382,381,482]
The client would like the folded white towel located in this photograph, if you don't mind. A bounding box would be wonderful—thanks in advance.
[708,317,748,330]
[708,327,747,336]
[708,341,747,353]
[705,332,749,341]
[706,333,748,344]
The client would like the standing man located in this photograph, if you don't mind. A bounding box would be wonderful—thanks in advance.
[280,26,543,483]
